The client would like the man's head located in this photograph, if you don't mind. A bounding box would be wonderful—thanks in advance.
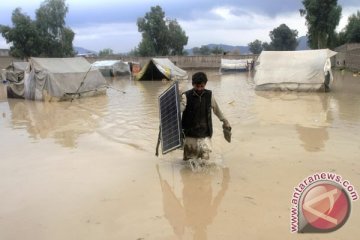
[192,72,208,93]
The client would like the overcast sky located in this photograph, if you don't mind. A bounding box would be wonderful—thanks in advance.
[1,0,359,53]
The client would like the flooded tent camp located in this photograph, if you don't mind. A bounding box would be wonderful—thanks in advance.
[136,58,188,81]
[6,57,107,101]
[91,60,131,77]
[220,58,254,72]
[0,69,360,239]
[254,49,337,91]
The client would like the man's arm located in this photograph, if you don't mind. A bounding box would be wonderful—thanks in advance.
[211,95,231,128]
[180,92,186,112]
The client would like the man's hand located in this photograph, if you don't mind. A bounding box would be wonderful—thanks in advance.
[222,119,231,129]
[222,119,231,143]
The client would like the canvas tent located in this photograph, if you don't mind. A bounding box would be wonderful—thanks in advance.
[2,61,28,83]
[7,57,107,101]
[254,49,337,91]
[135,58,188,81]
[220,58,253,72]
[91,60,130,76]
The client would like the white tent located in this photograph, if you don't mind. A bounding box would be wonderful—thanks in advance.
[254,49,337,91]
[7,57,107,101]
[2,61,28,83]
[136,58,188,81]
[91,60,130,76]
[220,58,253,72]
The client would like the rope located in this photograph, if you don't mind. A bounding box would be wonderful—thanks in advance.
[70,65,93,102]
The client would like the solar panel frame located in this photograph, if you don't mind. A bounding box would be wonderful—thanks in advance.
[158,81,183,154]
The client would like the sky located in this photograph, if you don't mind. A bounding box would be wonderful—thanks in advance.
[0,0,359,53]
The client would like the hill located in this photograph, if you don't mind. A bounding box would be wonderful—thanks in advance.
[296,36,310,50]
[73,46,97,55]
[186,44,250,55]
[206,44,251,54]
[186,36,310,55]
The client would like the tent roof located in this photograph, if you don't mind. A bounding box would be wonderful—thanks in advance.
[220,58,253,69]
[221,58,253,64]
[31,57,92,73]
[136,58,188,81]
[254,49,337,86]
[92,60,126,67]
[22,57,107,101]
[6,62,28,71]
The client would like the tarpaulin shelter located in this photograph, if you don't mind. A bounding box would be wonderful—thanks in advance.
[254,49,337,91]
[220,58,253,72]
[7,57,107,101]
[2,61,28,83]
[135,58,188,81]
[91,60,130,76]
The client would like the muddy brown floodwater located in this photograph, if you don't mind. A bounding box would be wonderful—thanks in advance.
[0,70,359,240]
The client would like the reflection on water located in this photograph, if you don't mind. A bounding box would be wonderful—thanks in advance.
[3,70,358,152]
[6,96,108,148]
[331,71,360,123]
[254,91,331,152]
[157,164,229,240]
[295,125,329,152]
[0,83,6,102]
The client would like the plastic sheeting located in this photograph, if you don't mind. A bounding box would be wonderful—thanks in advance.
[136,58,188,81]
[254,49,337,91]
[220,58,253,72]
[91,60,130,76]
[3,61,28,83]
[8,57,107,101]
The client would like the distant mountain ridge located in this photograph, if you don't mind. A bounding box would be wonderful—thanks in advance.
[186,36,309,55]
[74,36,309,56]
[296,36,310,50]
[73,46,97,55]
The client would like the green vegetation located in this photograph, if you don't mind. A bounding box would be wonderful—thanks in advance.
[343,11,360,43]
[300,0,341,49]
[136,5,188,56]
[0,0,74,59]
[254,24,298,52]
[248,39,263,54]
[192,46,211,55]
[98,48,114,57]
[267,24,298,50]
[0,8,41,58]
[211,46,224,55]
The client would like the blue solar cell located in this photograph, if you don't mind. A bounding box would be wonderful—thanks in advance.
[158,81,183,154]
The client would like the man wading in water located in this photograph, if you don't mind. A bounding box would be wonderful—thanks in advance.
[181,72,231,162]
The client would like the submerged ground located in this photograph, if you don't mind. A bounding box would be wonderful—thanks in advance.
[0,70,359,239]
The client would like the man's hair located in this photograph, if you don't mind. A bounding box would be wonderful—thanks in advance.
[192,72,208,85]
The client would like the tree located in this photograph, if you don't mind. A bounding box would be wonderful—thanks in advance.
[137,5,188,56]
[61,27,75,56]
[248,39,263,54]
[98,48,114,57]
[262,42,273,51]
[199,45,211,55]
[269,24,298,50]
[0,0,74,58]
[211,46,224,55]
[0,8,41,59]
[300,0,342,49]
[167,19,188,55]
[35,0,74,57]
[127,47,140,57]
[191,46,210,55]
[192,47,200,55]
[344,11,360,43]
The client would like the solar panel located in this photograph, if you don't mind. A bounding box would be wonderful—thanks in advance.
[158,81,183,154]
